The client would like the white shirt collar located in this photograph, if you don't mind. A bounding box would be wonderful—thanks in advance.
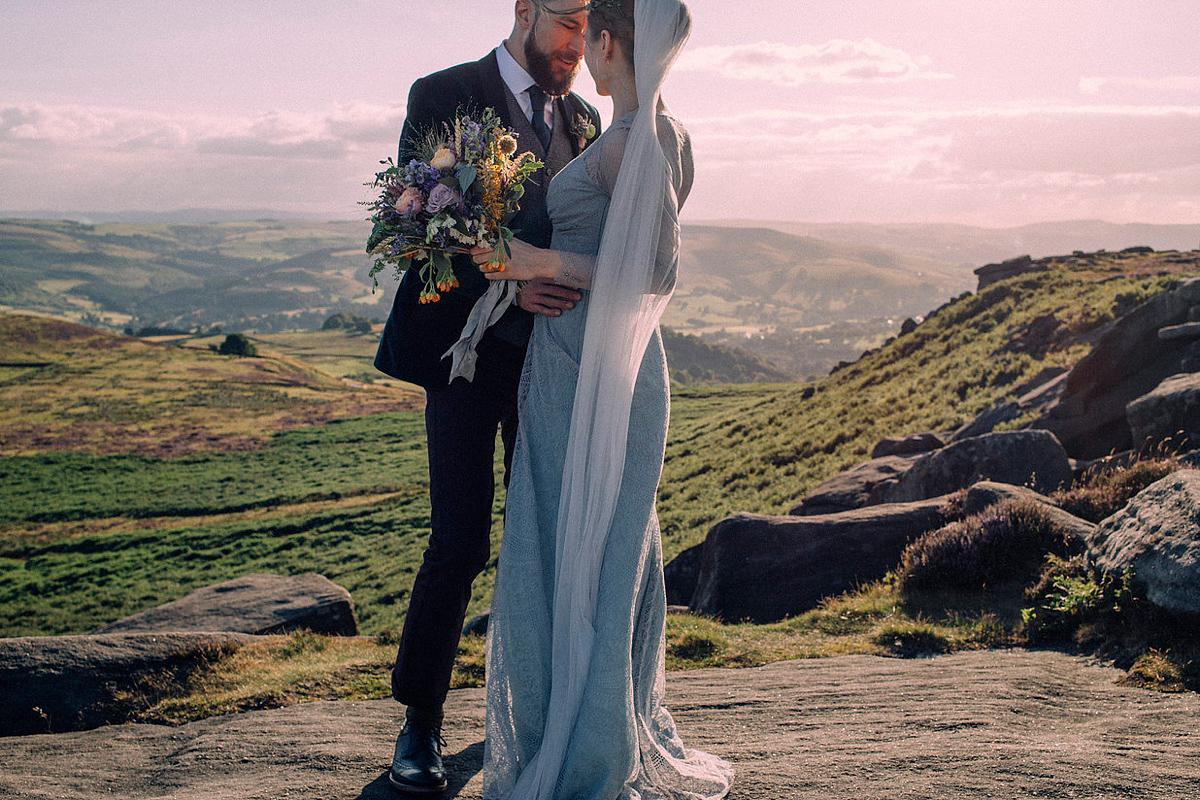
[494,42,553,128]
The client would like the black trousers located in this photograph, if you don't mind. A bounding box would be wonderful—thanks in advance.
[391,337,524,711]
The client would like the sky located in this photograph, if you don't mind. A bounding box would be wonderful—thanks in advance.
[1,0,1198,227]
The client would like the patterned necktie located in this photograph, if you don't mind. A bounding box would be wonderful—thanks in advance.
[528,85,552,150]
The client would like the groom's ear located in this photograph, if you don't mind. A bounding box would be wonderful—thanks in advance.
[514,0,536,32]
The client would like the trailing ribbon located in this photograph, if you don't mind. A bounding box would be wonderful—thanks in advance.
[443,279,520,382]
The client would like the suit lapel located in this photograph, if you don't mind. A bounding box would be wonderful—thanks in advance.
[477,50,519,132]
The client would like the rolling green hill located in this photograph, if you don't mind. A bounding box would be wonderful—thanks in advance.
[670,224,972,332]
[0,218,378,334]
[1,217,980,380]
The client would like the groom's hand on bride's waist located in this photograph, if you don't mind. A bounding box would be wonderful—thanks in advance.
[516,277,582,316]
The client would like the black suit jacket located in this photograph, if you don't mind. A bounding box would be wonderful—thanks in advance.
[374,49,602,388]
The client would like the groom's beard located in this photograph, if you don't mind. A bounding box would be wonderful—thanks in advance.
[524,30,580,97]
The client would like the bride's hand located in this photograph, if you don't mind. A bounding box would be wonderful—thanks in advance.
[473,239,551,281]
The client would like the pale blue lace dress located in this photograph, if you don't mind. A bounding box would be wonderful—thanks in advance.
[484,113,733,799]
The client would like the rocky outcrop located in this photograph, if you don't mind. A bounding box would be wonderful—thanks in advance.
[974,255,1042,289]
[0,632,254,736]
[1126,372,1200,453]
[1086,470,1200,617]
[790,454,922,516]
[1032,277,1200,459]
[91,573,359,637]
[872,430,1073,504]
[690,496,959,623]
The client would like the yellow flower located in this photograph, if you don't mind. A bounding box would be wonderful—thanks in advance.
[496,134,518,157]
[430,147,457,170]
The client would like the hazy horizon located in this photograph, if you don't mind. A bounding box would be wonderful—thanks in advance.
[2,0,1198,227]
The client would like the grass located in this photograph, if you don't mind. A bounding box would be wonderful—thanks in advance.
[119,631,397,725]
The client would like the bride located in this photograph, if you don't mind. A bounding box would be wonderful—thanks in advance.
[473,0,734,797]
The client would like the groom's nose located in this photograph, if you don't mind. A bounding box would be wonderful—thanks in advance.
[565,30,585,61]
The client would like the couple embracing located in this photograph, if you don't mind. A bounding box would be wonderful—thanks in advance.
[374,1,734,797]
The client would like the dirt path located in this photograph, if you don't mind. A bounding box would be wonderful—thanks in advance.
[1,650,1196,799]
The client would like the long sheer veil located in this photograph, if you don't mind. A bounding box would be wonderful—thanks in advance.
[506,0,694,796]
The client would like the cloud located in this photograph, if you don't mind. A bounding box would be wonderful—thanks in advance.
[0,100,406,216]
[677,103,1200,224]
[0,101,403,158]
[194,136,347,160]
[676,39,953,86]
[934,107,1200,176]
[686,104,1200,176]
[1080,76,1200,95]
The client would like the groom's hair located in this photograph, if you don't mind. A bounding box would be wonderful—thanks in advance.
[587,0,634,66]
[532,0,589,23]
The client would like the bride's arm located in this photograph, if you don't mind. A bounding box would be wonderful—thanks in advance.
[473,240,596,290]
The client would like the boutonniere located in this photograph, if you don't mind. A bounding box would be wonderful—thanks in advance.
[569,113,597,151]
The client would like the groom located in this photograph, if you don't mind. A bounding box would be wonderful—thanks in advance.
[374,0,600,793]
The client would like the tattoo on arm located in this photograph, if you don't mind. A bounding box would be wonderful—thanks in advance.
[559,252,594,289]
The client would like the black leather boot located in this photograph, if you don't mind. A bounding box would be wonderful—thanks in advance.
[389,721,448,794]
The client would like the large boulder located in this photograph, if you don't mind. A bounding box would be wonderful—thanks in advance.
[950,370,1071,441]
[872,430,1072,504]
[690,496,959,623]
[663,542,706,606]
[0,632,254,736]
[1086,469,1200,617]
[91,573,359,636]
[1126,372,1200,453]
[1034,277,1200,458]
[974,255,1041,289]
[870,433,944,459]
[790,454,922,516]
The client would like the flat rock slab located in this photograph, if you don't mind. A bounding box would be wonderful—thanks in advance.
[90,573,358,637]
[0,632,257,736]
[0,650,1196,799]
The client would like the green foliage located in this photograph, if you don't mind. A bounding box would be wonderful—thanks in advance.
[895,501,1079,594]
[3,255,1200,706]
[1019,555,1131,644]
[218,333,257,357]
[321,312,376,334]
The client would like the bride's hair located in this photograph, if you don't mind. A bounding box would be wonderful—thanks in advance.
[587,0,634,66]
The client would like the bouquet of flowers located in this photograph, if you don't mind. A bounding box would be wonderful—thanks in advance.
[365,108,543,304]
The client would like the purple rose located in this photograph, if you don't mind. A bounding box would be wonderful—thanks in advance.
[425,183,459,214]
